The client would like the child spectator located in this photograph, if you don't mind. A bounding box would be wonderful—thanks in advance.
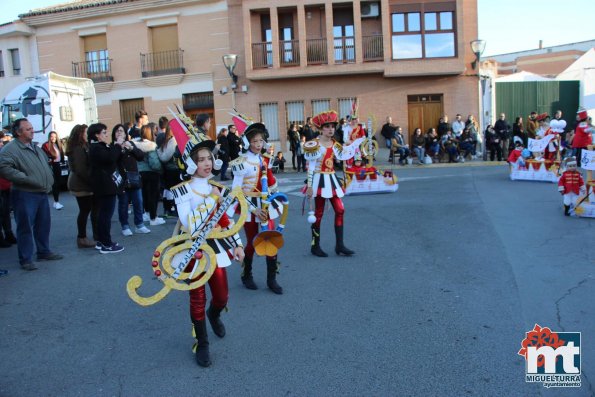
[273,151,286,172]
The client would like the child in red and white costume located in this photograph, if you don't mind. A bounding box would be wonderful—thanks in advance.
[305,110,364,257]
[558,156,586,216]
[231,122,284,294]
[169,115,245,368]
[534,113,560,161]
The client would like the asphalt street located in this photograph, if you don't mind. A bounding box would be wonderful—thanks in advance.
[1,163,593,396]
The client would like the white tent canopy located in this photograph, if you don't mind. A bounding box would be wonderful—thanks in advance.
[557,48,595,118]
[496,71,554,82]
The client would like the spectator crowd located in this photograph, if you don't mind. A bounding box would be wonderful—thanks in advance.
[0,106,592,276]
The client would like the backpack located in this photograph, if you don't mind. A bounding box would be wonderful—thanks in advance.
[147,150,163,174]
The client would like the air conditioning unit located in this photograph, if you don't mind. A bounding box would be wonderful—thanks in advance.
[361,2,380,18]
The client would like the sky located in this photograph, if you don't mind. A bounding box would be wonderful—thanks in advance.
[2,0,595,56]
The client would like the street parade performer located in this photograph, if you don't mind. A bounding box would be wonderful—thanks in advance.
[534,113,559,161]
[558,156,586,216]
[126,110,247,368]
[572,108,594,166]
[304,110,365,257]
[230,117,287,295]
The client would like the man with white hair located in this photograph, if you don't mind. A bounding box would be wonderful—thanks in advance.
[0,118,63,271]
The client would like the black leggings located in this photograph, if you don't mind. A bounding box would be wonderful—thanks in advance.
[50,162,61,202]
[141,171,161,219]
[75,195,99,239]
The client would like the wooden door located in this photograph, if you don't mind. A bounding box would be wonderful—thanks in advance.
[119,98,145,125]
[407,94,443,143]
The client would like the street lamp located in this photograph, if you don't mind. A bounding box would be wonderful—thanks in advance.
[470,39,487,159]
[222,54,238,109]
[470,39,486,70]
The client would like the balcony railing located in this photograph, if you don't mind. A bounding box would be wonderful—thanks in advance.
[334,36,355,64]
[363,35,383,61]
[140,49,185,78]
[306,38,328,65]
[280,40,300,66]
[252,42,273,69]
[72,59,114,82]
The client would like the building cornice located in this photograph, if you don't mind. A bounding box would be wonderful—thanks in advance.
[0,21,36,38]
[21,0,221,27]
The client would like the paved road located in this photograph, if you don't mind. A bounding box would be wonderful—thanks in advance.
[1,164,593,396]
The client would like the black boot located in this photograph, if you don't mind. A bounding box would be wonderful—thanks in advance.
[266,257,283,295]
[564,205,570,216]
[335,225,355,256]
[241,257,258,290]
[4,232,16,245]
[311,226,328,257]
[206,304,226,338]
[192,320,211,367]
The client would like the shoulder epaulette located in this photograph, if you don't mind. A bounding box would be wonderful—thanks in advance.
[230,156,248,175]
[171,180,192,203]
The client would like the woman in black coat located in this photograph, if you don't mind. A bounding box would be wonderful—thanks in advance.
[216,127,230,181]
[88,123,124,253]
[287,123,300,170]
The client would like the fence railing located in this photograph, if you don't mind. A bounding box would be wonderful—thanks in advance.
[363,35,383,61]
[306,38,328,65]
[334,36,355,64]
[72,59,114,82]
[140,49,185,78]
[252,42,273,68]
[280,40,300,66]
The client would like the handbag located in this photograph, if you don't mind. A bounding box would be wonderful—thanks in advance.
[125,170,141,189]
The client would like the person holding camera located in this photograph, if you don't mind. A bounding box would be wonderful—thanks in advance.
[112,124,150,236]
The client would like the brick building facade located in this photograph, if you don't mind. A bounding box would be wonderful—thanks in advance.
[16,0,480,147]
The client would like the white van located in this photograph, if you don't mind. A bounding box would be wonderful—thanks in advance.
[1,72,98,143]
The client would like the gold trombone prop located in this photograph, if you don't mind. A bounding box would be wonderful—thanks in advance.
[127,185,248,307]
[252,163,289,257]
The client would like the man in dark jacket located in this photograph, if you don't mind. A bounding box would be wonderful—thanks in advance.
[300,117,316,141]
[494,113,511,159]
[380,116,397,149]
[128,109,148,139]
[0,118,63,270]
[227,124,242,160]
[437,115,451,138]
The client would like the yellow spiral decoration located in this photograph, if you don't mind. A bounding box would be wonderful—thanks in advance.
[127,186,248,306]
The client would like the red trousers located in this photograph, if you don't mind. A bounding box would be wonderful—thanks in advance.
[243,219,277,261]
[189,267,228,321]
[313,196,344,228]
